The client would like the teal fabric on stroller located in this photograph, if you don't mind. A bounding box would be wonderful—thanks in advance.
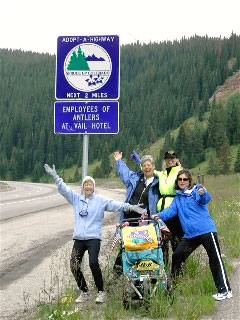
[120,219,169,291]
[122,248,167,288]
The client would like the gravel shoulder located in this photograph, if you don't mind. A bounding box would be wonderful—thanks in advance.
[0,187,125,319]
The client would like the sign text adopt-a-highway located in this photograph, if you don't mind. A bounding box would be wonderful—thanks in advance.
[54,101,119,134]
[56,35,119,100]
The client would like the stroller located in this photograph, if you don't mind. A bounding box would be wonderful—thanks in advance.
[115,217,170,304]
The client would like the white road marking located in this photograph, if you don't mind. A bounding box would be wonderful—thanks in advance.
[0,194,60,206]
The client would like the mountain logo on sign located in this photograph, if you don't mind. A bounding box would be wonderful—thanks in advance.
[86,54,105,61]
[64,43,112,92]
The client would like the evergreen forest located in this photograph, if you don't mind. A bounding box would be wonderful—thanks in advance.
[0,33,240,182]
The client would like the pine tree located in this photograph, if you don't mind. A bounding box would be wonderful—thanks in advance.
[32,162,42,182]
[190,124,205,167]
[93,165,102,178]
[234,147,240,173]
[159,131,175,160]
[207,103,226,150]
[0,154,9,179]
[207,150,220,176]
[218,137,232,174]
[37,129,46,164]
[180,151,188,169]
[174,125,192,168]
[174,126,186,159]
[226,101,239,144]
[74,167,81,182]
[100,152,111,177]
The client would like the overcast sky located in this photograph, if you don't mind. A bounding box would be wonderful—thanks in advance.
[1,0,240,55]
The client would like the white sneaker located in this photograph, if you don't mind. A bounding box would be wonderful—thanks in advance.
[75,291,90,303]
[95,291,106,304]
[212,290,233,301]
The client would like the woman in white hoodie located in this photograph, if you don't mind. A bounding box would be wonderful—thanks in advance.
[44,164,145,304]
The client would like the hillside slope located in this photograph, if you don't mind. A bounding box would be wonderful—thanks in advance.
[137,70,240,174]
[209,69,240,103]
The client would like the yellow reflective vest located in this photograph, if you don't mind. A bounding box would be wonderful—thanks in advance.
[155,166,182,212]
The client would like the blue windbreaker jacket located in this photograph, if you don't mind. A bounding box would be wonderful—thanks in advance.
[158,184,217,238]
[116,160,160,221]
[56,178,131,240]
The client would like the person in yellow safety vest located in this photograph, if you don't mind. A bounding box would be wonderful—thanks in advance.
[131,150,184,266]
[155,151,184,266]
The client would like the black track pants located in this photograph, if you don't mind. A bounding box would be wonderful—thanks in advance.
[172,232,231,293]
[70,239,103,292]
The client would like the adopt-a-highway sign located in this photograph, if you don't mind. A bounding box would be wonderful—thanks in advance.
[56,35,119,100]
[54,101,119,134]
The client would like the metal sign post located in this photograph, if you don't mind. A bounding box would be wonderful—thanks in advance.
[82,134,89,181]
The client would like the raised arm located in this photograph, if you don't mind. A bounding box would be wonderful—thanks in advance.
[44,164,75,204]
[114,152,136,185]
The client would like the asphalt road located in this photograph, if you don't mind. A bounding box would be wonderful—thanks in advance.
[0,181,68,220]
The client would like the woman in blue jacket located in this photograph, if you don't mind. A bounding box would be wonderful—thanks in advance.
[152,169,232,301]
[44,164,145,304]
[113,152,160,275]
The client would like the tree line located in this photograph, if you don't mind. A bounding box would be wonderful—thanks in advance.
[0,33,240,181]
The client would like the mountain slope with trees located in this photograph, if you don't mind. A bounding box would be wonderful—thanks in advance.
[0,33,240,181]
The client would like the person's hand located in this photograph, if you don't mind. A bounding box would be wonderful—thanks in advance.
[141,212,148,219]
[151,214,159,220]
[125,203,146,215]
[114,152,122,161]
[198,184,204,196]
[130,204,147,215]
[44,164,59,181]
[130,150,141,165]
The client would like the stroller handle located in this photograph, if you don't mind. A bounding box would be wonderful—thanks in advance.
[120,217,157,228]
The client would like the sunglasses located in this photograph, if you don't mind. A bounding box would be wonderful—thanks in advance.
[178,178,189,181]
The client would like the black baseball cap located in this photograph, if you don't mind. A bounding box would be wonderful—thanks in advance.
[164,151,178,159]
